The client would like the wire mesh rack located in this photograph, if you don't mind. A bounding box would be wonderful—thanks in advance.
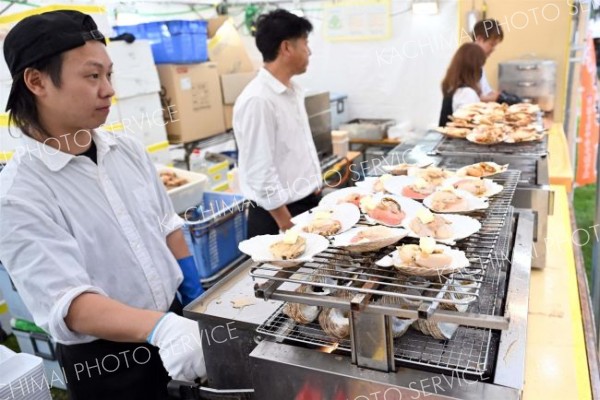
[256,208,515,378]
[436,156,540,187]
[428,134,548,158]
[251,170,520,317]
[252,171,520,378]
[257,304,503,378]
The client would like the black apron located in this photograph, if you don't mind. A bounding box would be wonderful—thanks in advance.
[247,192,322,238]
[438,95,453,127]
[55,299,183,400]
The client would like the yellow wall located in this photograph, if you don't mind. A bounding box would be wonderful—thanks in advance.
[459,0,575,121]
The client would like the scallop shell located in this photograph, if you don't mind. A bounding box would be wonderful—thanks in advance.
[412,287,459,340]
[319,307,350,339]
[319,290,352,339]
[378,286,415,338]
[283,286,321,324]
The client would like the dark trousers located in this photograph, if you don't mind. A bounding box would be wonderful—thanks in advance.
[247,192,322,238]
[56,299,183,400]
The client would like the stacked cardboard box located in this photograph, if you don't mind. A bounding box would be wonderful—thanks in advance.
[157,62,225,144]
[207,19,257,130]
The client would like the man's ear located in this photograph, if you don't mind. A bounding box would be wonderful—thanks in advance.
[279,40,291,58]
[23,68,47,97]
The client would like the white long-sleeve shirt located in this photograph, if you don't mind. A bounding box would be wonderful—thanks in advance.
[0,130,183,345]
[452,87,481,112]
[233,68,321,211]
[480,70,493,96]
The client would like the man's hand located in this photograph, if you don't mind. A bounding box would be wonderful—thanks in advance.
[147,313,206,382]
[268,205,294,232]
[480,91,499,102]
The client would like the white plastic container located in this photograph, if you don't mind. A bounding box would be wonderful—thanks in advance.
[157,166,209,214]
[387,121,413,140]
[12,330,65,391]
[0,344,52,398]
[332,130,349,158]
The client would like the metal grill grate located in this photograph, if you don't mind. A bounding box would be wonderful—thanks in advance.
[253,171,519,377]
[436,157,539,187]
[429,135,548,158]
[251,170,520,320]
[257,304,498,378]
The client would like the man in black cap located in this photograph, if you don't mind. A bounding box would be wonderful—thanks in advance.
[0,10,206,399]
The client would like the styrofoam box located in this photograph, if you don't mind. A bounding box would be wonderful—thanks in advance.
[117,93,168,146]
[0,348,52,399]
[157,166,208,214]
[147,141,173,166]
[0,264,33,322]
[0,80,12,112]
[0,43,10,81]
[107,40,161,99]
[12,329,66,390]
[0,125,23,154]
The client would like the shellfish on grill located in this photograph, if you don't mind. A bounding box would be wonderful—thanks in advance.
[283,275,337,324]
[361,196,406,227]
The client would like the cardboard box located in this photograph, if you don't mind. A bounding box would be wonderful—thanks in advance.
[207,16,229,38]
[220,71,256,104]
[208,20,254,75]
[108,40,161,99]
[223,104,233,130]
[157,63,225,143]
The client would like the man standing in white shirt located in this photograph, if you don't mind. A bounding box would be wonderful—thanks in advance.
[233,9,322,237]
[472,19,504,102]
[0,10,205,399]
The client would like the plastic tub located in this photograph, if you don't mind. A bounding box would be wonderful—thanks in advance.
[184,192,248,279]
[158,166,209,214]
[339,118,396,140]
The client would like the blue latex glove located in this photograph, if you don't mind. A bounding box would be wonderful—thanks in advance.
[177,256,203,306]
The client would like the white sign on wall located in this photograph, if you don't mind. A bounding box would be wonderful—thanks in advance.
[323,0,391,42]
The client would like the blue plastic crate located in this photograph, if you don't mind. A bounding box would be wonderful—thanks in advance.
[183,192,247,279]
[114,20,208,64]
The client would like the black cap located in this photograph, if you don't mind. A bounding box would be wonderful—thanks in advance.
[3,10,106,111]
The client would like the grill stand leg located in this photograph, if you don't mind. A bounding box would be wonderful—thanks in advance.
[350,311,396,372]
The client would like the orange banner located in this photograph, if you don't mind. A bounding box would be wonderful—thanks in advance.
[576,33,600,186]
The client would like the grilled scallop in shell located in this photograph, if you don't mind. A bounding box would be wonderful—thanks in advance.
[302,218,342,236]
[319,307,350,340]
[283,285,321,324]
[283,274,337,324]
[378,286,414,338]
[319,290,352,339]
[269,235,307,260]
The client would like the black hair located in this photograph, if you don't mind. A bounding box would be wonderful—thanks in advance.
[255,9,313,63]
[471,19,504,42]
[8,53,64,140]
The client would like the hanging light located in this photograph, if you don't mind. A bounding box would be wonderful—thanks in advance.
[412,0,439,15]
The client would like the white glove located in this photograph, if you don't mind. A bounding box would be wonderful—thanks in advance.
[147,313,207,382]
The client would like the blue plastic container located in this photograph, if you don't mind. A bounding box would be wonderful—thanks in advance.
[114,20,208,64]
[183,192,247,279]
